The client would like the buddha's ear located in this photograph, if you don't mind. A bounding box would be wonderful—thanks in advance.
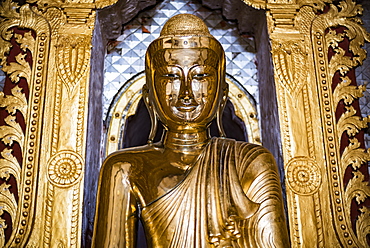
[223,82,229,101]
[142,83,150,107]
[217,83,228,138]
[142,84,157,144]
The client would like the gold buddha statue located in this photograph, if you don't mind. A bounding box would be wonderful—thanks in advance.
[93,14,289,248]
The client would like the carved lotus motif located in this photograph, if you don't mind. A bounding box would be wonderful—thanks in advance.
[286,157,322,195]
[47,151,83,187]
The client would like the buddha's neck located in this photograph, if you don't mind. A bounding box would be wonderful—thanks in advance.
[163,129,210,153]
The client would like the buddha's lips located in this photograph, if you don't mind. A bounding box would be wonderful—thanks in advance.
[175,105,197,112]
[174,98,199,112]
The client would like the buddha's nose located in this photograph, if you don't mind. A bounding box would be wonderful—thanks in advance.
[175,79,198,111]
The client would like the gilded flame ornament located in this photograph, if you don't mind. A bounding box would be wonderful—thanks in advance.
[93,14,289,248]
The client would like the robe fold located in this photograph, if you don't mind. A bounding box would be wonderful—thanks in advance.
[141,138,287,248]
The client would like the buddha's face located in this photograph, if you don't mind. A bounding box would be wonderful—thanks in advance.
[148,48,223,129]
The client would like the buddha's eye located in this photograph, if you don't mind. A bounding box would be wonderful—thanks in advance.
[193,73,209,79]
[163,73,180,79]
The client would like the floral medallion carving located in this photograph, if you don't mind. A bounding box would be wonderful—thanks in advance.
[47,151,83,187]
[286,157,322,195]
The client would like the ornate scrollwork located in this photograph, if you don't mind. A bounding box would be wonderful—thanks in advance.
[356,206,370,248]
[325,0,370,70]
[2,53,31,83]
[341,138,370,171]
[0,5,34,247]
[0,86,27,117]
[337,106,370,139]
[0,182,17,247]
[0,149,20,185]
[312,0,370,246]
[333,76,366,105]
[0,0,53,246]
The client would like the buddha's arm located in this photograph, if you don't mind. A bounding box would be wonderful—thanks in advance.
[92,161,138,248]
[239,146,289,247]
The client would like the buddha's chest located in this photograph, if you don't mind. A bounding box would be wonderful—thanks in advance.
[127,153,190,205]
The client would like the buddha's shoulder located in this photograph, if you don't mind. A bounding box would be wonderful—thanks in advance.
[102,144,164,168]
[213,138,275,165]
[214,137,272,153]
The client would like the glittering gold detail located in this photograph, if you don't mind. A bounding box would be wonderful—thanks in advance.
[286,157,322,195]
[0,5,40,247]
[261,0,370,246]
[56,35,91,97]
[272,40,307,98]
[310,0,370,246]
[0,182,17,246]
[0,86,27,117]
[47,151,83,187]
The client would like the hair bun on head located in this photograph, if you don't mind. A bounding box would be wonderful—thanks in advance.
[160,14,212,38]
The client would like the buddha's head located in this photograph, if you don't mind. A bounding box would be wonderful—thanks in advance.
[144,14,227,137]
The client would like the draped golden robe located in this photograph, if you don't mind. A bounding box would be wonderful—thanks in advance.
[141,138,288,248]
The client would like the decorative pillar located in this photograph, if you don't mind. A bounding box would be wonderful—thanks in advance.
[241,0,370,247]
[0,0,117,247]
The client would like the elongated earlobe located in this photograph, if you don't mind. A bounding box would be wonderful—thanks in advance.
[217,83,229,138]
[217,101,226,137]
[142,84,157,144]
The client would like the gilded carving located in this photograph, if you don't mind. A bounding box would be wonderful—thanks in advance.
[310,0,370,246]
[272,40,308,98]
[2,53,31,83]
[333,76,366,105]
[0,86,27,120]
[298,0,332,10]
[0,3,37,246]
[43,183,54,246]
[47,151,83,187]
[56,35,91,96]
[286,157,322,195]
[0,182,17,247]
[0,115,24,147]
[337,106,370,140]
[341,138,370,171]
[248,0,370,246]
[240,0,266,9]
[0,0,119,247]
[0,0,19,19]
[0,149,20,183]
[356,206,370,248]
[42,7,66,35]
